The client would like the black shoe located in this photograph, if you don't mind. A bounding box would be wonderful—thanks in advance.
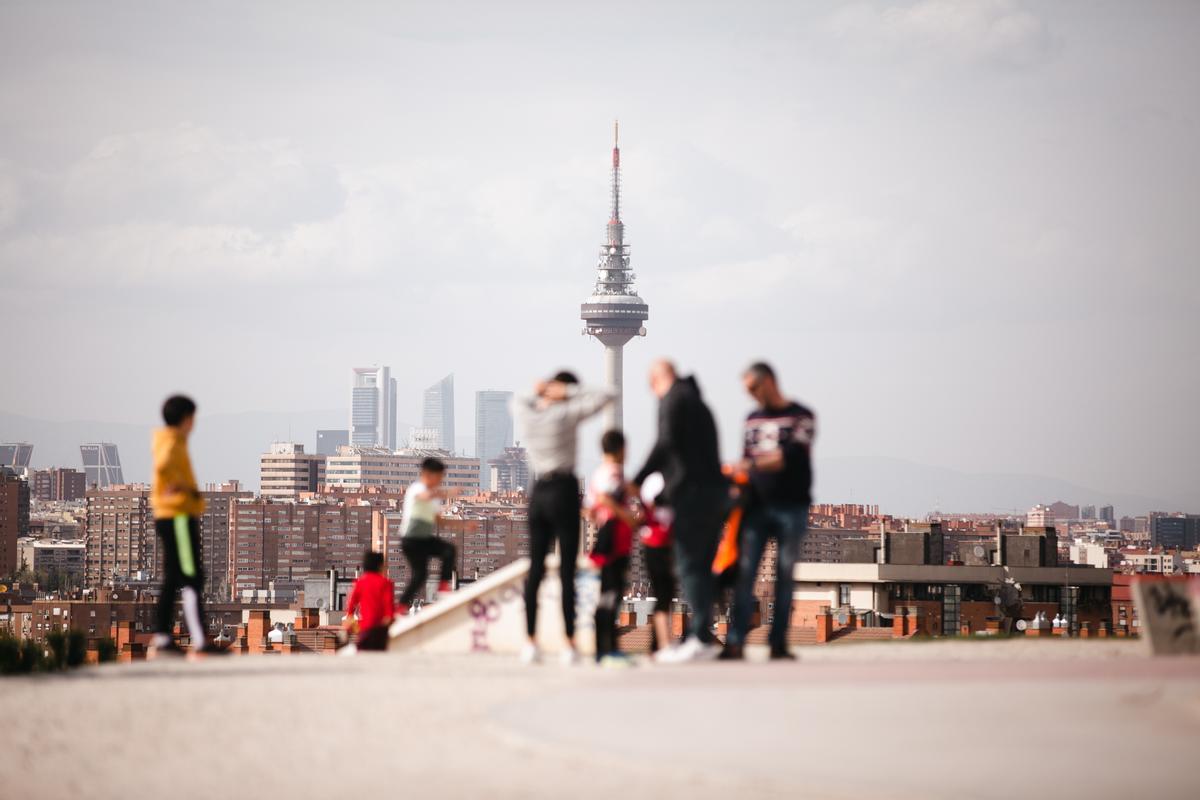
[718,643,744,661]
[769,646,796,661]
[194,645,230,656]
[148,642,185,659]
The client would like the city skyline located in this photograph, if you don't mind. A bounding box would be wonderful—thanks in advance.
[1,3,1197,513]
[2,7,1197,799]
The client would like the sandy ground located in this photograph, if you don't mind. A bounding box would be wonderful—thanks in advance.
[1,639,1197,800]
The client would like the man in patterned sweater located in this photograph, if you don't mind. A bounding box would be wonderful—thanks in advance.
[721,361,816,661]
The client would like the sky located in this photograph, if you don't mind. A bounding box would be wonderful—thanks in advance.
[1,1,1197,511]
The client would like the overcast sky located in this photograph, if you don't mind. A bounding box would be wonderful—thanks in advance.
[1,1,1197,510]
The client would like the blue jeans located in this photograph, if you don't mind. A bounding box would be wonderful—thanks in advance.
[728,503,809,649]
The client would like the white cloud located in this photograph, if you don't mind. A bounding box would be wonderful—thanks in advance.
[60,125,345,230]
[827,0,1056,68]
[0,127,603,289]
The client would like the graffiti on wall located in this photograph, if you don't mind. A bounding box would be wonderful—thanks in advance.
[466,569,601,653]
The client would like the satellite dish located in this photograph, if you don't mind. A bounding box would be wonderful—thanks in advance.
[973,546,986,558]
[1016,619,1028,631]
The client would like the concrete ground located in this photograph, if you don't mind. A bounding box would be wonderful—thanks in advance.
[1,639,1197,800]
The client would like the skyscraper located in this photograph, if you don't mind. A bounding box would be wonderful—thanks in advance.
[316,429,350,456]
[80,443,124,489]
[580,121,649,430]
[0,443,33,469]
[350,366,397,449]
[422,373,456,453]
[475,391,514,490]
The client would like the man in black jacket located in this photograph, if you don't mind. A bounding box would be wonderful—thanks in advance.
[633,359,727,663]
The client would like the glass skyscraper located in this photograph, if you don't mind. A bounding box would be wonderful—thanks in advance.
[350,366,397,449]
[474,390,513,490]
[80,443,124,488]
[422,374,456,453]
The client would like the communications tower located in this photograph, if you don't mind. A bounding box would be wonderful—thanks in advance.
[580,121,649,430]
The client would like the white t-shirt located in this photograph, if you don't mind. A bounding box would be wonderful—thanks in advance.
[401,480,441,538]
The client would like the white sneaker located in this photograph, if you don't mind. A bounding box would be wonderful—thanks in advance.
[559,647,580,667]
[655,636,719,664]
[519,642,541,665]
[599,653,635,669]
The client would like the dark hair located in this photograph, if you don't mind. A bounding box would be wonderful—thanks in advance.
[362,550,384,573]
[551,370,579,385]
[421,457,445,473]
[161,395,197,427]
[601,429,626,455]
[745,362,776,382]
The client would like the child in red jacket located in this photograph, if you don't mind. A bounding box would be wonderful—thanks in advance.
[344,550,395,652]
[587,430,641,666]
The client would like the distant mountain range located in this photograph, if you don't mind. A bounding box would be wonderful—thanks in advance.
[1,411,1176,516]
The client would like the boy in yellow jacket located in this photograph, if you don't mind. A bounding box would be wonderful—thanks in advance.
[149,395,211,656]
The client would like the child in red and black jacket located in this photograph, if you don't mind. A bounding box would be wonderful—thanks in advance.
[587,430,641,666]
[344,550,395,652]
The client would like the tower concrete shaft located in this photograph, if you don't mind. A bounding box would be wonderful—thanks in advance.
[604,342,623,430]
[580,121,649,432]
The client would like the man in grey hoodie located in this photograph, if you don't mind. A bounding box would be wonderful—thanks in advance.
[514,370,614,665]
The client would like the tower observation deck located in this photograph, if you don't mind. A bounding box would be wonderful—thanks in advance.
[580,121,649,430]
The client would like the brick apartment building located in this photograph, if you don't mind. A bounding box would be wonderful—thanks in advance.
[83,486,157,588]
[1,468,31,576]
[228,498,381,601]
[200,481,254,601]
[259,443,326,499]
[30,467,87,502]
[372,499,530,597]
[2,589,157,647]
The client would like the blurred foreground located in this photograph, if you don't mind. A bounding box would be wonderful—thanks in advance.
[1,639,1196,799]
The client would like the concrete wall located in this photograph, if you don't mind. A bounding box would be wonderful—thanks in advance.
[387,557,601,656]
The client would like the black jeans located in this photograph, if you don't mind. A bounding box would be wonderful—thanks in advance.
[154,516,206,635]
[594,556,629,659]
[525,473,581,638]
[644,545,675,614]
[672,485,726,644]
[399,537,456,606]
[357,625,389,651]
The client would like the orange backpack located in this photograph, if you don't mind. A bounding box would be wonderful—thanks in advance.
[712,466,749,576]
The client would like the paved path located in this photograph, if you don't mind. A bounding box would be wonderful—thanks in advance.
[1,640,1197,799]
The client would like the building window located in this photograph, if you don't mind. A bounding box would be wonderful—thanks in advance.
[839,584,851,607]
